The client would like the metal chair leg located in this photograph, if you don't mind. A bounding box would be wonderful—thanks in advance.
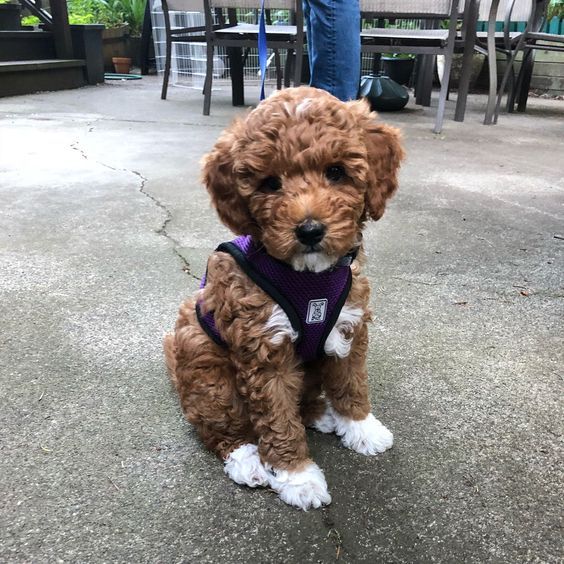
[483,0,501,124]
[434,52,453,134]
[203,42,214,115]
[455,0,479,122]
[516,48,535,112]
[161,36,172,100]
[493,34,526,124]
[505,51,516,112]
[415,55,433,107]
[274,49,282,90]
[293,44,302,87]
[284,49,293,88]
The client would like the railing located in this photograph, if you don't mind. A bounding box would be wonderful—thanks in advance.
[19,0,52,25]
[18,0,73,58]
[476,16,564,34]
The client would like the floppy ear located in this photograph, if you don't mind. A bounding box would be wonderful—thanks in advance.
[348,99,404,220]
[200,118,258,237]
[363,120,404,220]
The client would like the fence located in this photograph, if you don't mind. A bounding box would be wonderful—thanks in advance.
[149,4,564,93]
[476,16,563,33]
[149,0,291,93]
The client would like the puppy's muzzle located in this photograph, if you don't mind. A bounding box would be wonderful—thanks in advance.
[295,219,326,248]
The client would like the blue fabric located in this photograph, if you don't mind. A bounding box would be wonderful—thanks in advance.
[258,0,267,100]
[303,0,360,101]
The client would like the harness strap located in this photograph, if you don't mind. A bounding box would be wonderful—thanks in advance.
[197,239,354,361]
[217,241,304,346]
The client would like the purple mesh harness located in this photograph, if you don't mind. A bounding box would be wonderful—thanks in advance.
[196,235,354,362]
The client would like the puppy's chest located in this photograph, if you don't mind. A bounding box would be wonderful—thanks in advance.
[199,236,362,362]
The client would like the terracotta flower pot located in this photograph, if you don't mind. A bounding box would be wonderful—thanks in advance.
[112,57,131,74]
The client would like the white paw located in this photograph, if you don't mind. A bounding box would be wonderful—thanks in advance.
[309,400,337,434]
[332,412,394,455]
[266,462,331,510]
[224,444,269,488]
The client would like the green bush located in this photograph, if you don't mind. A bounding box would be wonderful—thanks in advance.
[65,0,139,31]
[547,0,564,19]
[21,15,41,25]
[97,0,146,35]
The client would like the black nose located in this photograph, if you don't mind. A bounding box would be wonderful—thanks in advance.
[295,220,326,246]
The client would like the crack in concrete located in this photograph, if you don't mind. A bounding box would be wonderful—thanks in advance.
[70,139,200,282]
[134,169,201,282]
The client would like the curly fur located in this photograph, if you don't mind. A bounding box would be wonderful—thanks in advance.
[165,87,404,510]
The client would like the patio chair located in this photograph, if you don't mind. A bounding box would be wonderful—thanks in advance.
[160,0,304,115]
[359,0,460,134]
[454,0,533,124]
[493,0,563,121]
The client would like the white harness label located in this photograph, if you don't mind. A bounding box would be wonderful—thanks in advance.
[306,299,328,324]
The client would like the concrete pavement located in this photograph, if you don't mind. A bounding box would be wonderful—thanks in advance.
[1,77,563,563]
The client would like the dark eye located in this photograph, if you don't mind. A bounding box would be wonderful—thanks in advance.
[259,175,282,193]
[325,165,346,183]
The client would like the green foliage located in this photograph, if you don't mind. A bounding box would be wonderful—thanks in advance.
[21,14,41,25]
[547,0,564,19]
[66,0,130,30]
[97,0,146,35]
[382,53,415,60]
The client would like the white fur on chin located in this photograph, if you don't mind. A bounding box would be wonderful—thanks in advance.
[332,410,394,455]
[324,304,364,358]
[266,462,331,510]
[265,304,299,345]
[224,444,269,488]
[291,251,335,273]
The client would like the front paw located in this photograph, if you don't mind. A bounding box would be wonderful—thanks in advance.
[333,412,394,455]
[266,462,331,510]
[224,444,269,488]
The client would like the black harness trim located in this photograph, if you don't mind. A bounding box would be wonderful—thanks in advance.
[216,241,305,348]
[201,242,357,360]
[195,301,226,348]
[315,269,353,359]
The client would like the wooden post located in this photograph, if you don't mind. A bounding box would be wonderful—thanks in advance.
[50,0,73,59]
[227,46,245,106]
[140,0,152,75]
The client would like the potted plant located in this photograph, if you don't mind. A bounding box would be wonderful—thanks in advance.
[97,0,146,70]
[66,0,145,71]
[381,53,416,86]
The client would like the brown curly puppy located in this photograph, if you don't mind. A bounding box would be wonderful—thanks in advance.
[164,86,404,510]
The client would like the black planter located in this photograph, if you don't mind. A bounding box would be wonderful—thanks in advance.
[359,75,409,112]
[0,4,22,31]
[381,57,415,86]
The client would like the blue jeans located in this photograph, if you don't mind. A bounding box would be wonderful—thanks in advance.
[303,0,360,101]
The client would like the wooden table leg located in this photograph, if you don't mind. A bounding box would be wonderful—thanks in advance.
[227,46,245,106]
[455,0,479,122]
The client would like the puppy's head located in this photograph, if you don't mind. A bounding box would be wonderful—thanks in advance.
[202,86,404,272]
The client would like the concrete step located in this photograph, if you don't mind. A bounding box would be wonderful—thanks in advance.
[0,30,56,62]
[0,59,87,97]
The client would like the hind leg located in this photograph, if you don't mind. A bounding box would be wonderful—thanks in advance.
[166,301,269,488]
[300,367,336,433]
